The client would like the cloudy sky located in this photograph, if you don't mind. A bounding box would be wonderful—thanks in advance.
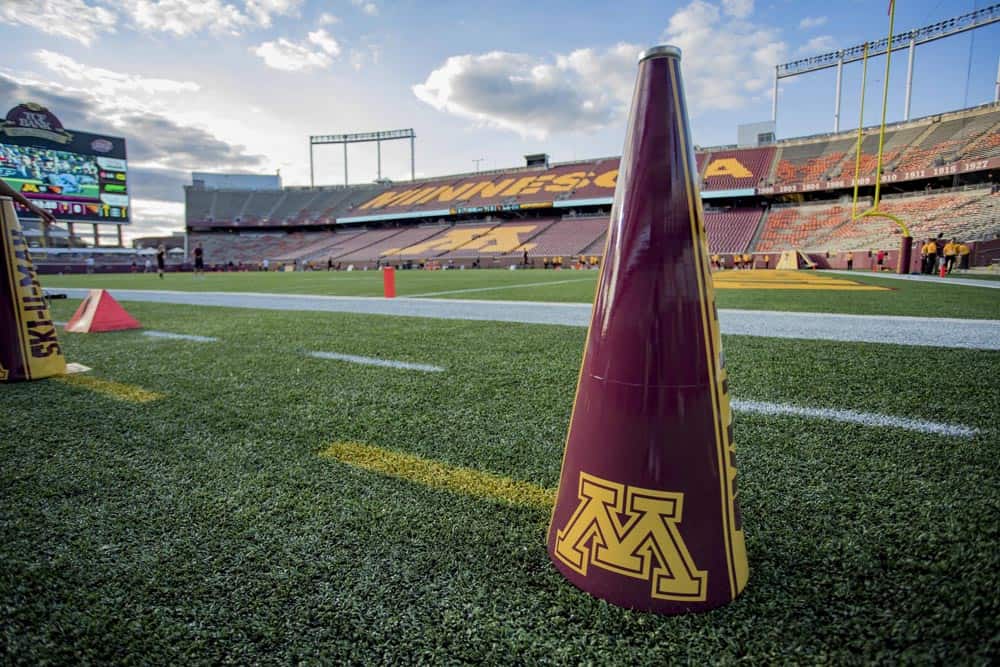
[0,0,996,238]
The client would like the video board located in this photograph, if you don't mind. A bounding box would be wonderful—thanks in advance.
[0,103,129,223]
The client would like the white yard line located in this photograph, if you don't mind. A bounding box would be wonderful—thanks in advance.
[143,331,218,343]
[307,351,444,372]
[405,278,594,298]
[732,399,978,438]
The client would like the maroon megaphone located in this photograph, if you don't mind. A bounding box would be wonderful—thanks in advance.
[546,45,749,614]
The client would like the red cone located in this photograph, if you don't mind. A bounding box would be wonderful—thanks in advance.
[546,45,748,614]
[65,289,141,333]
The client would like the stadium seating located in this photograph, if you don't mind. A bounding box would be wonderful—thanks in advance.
[181,104,999,266]
[753,187,999,253]
[344,224,452,263]
[703,208,763,253]
[522,217,609,258]
[184,185,387,227]
[775,138,854,183]
[700,147,774,191]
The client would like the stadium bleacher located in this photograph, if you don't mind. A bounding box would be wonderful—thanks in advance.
[700,147,774,191]
[755,187,999,253]
[704,208,763,253]
[181,104,999,268]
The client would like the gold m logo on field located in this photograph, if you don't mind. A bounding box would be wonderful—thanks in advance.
[555,472,707,602]
[381,225,538,256]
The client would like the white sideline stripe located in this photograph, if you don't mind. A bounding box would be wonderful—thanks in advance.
[143,331,218,342]
[307,351,444,372]
[53,320,67,326]
[406,277,594,298]
[732,399,978,438]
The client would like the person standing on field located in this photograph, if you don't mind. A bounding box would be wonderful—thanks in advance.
[943,239,957,274]
[193,242,205,278]
[958,242,971,270]
[156,244,166,279]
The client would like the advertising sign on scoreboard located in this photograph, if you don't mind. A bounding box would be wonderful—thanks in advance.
[0,103,129,223]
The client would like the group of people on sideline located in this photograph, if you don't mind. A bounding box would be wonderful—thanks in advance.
[710,253,768,270]
[920,237,970,274]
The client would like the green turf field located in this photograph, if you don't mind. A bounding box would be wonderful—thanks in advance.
[45,269,1000,319]
[2,299,998,663]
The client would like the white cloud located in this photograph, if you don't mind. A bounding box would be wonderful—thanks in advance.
[118,0,250,36]
[245,0,302,27]
[798,35,837,55]
[252,32,338,71]
[307,29,341,56]
[414,1,787,137]
[318,12,340,25]
[348,43,381,71]
[0,0,116,46]
[36,50,200,96]
[799,16,828,29]
[116,0,301,36]
[351,0,378,16]
[662,0,786,112]
[1,60,261,172]
[127,198,186,237]
[721,0,753,19]
[413,45,641,139]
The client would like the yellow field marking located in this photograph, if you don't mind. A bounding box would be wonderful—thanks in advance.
[320,442,555,509]
[54,375,165,403]
[712,271,889,291]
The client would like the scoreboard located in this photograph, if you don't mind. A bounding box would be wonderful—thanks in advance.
[0,103,130,223]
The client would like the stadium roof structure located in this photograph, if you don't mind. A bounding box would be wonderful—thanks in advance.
[773,4,1000,131]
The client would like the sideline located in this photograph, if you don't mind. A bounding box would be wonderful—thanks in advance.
[48,288,1000,350]
[821,270,1000,289]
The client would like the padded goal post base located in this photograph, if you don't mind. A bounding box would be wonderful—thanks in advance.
[0,197,66,381]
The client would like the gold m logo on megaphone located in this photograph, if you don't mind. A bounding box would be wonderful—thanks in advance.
[554,472,708,602]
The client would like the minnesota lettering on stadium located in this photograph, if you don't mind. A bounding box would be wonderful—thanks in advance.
[359,168,619,211]
[355,154,769,214]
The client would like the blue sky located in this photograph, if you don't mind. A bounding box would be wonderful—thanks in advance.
[0,0,997,237]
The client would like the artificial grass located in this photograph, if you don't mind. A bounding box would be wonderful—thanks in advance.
[44,268,1000,319]
[1,300,998,663]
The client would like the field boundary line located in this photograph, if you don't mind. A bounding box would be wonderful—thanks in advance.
[307,351,444,372]
[48,288,1000,349]
[732,399,978,437]
[320,442,554,508]
[821,270,1000,289]
[404,277,594,298]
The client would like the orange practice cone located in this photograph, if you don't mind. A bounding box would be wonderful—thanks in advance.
[546,45,748,614]
[65,289,141,333]
[0,197,67,381]
[383,266,396,298]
